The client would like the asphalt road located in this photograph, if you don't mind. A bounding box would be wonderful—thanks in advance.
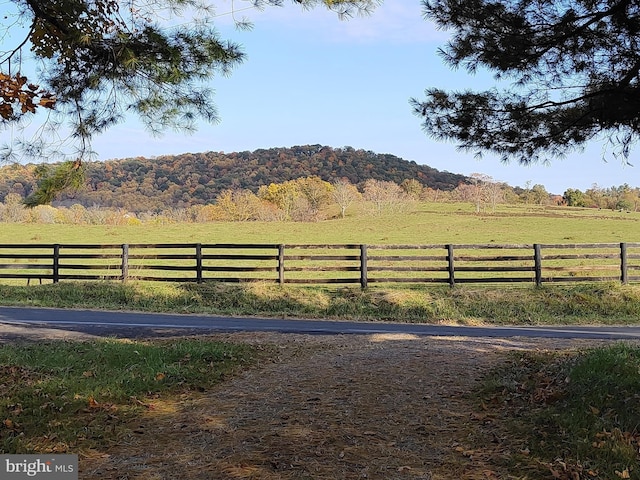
[1,306,640,340]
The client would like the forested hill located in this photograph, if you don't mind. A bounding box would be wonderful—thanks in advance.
[1,145,467,211]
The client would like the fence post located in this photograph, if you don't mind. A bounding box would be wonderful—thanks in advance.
[360,244,368,289]
[121,244,129,282]
[278,245,285,285]
[621,242,628,285]
[53,244,60,283]
[446,244,455,287]
[534,244,542,286]
[196,243,203,284]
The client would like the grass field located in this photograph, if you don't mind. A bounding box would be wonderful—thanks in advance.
[2,203,639,284]
[2,202,639,245]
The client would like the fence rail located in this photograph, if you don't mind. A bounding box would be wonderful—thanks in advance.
[0,242,639,287]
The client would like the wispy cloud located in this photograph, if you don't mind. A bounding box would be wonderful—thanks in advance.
[220,0,445,44]
[328,1,445,44]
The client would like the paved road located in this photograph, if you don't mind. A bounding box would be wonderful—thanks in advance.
[1,306,640,340]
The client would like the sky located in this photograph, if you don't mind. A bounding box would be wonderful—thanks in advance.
[9,0,640,194]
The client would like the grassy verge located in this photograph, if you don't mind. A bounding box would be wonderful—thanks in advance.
[0,338,258,454]
[476,344,640,479]
[1,281,640,325]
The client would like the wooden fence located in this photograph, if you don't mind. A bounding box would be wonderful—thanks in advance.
[0,243,639,287]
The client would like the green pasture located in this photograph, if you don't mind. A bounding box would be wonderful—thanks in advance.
[2,202,639,245]
[1,202,639,285]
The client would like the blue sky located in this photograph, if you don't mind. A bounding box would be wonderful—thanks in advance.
[64,1,639,193]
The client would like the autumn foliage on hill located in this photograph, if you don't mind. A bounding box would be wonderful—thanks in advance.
[0,145,467,211]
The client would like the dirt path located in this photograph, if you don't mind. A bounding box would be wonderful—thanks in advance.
[73,332,614,480]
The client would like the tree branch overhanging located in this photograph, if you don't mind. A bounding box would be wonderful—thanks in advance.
[417,0,640,163]
[1,0,381,205]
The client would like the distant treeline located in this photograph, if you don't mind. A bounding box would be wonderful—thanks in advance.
[0,145,467,212]
[1,174,638,225]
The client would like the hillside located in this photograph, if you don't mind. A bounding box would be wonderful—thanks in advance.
[0,145,467,211]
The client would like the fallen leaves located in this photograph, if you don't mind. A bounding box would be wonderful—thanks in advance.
[454,445,476,458]
[130,396,156,410]
[2,416,22,435]
[616,469,631,479]
[547,459,588,480]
